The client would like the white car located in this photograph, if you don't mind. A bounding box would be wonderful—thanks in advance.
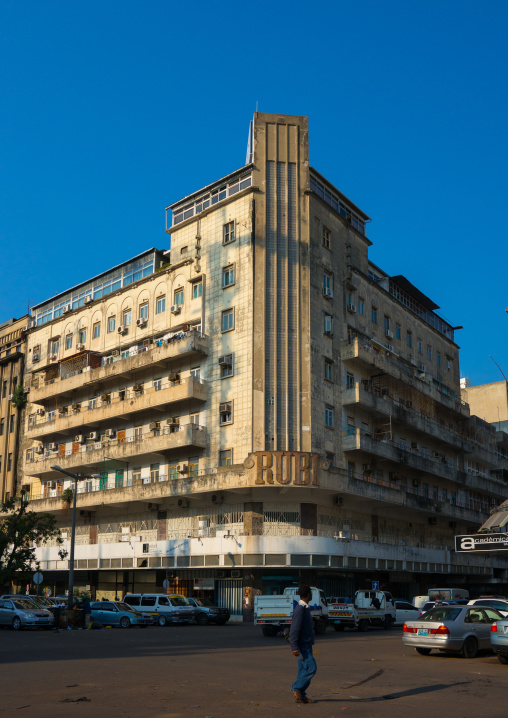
[394,600,420,625]
[467,598,508,616]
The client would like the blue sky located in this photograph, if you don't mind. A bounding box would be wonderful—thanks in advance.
[1,0,506,385]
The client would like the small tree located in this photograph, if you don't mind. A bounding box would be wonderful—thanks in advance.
[0,494,67,589]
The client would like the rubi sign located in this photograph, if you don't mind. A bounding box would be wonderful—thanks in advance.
[253,451,319,486]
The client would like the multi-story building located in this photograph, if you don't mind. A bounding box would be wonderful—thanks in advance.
[19,113,508,613]
[0,316,28,502]
[461,379,508,430]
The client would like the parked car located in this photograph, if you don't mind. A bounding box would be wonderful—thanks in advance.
[186,598,230,625]
[394,601,420,625]
[0,597,54,630]
[123,593,196,626]
[403,604,504,658]
[90,601,152,628]
[418,600,458,616]
[467,598,508,616]
[490,618,508,663]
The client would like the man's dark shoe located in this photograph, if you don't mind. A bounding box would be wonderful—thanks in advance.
[301,696,317,703]
[292,690,305,703]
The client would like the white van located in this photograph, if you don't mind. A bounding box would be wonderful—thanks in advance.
[123,593,196,626]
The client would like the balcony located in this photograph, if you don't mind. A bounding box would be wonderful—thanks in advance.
[29,330,209,404]
[26,423,207,479]
[342,382,468,450]
[341,337,469,416]
[26,377,207,440]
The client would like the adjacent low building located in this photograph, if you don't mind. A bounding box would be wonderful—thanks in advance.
[19,113,508,614]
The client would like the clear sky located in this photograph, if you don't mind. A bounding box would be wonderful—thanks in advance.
[1,0,506,386]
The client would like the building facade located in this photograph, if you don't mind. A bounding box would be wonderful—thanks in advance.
[0,316,28,503]
[18,113,508,612]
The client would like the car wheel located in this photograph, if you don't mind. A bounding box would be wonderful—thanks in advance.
[462,636,478,659]
[158,615,168,627]
[12,617,21,631]
[357,619,369,632]
[196,613,209,626]
[334,624,345,632]
[315,618,327,635]
[119,617,131,629]
[262,625,278,637]
[497,654,508,664]
[416,647,432,655]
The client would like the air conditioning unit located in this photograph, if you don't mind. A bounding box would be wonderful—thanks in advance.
[182,324,190,331]
[220,402,232,413]
[121,526,130,534]
[387,345,395,353]
[58,407,68,415]
[385,329,394,339]
[147,502,159,511]
[412,479,420,487]
[117,325,126,334]
[409,358,417,367]
[347,303,356,313]
[111,349,119,356]
[76,343,85,350]
[218,355,232,367]
[170,305,181,315]
[149,422,160,431]
[333,496,343,505]
[211,494,224,504]
[178,498,189,508]
[323,287,333,298]
[49,355,57,362]
[35,445,44,454]
[49,442,58,452]
[167,417,180,427]
[74,434,85,443]
[178,464,189,473]
[8,393,13,400]
[133,384,143,392]
[105,429,115,438]
[101,394,110,403]
[72,403,81,411]
[143,339,152,347]
[23,387,30,393]
[84,296,93,304]
[136,318,147,327]
[36,408,45,416]
[362,464,372,472]
[62,304,71,314]
[169,372,180,382]
[88,431,99,441]
[418,363,426,372]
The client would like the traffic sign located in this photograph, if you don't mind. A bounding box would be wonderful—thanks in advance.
[372,580,380,590]
[33,572,44,585]
[162,579,170,589]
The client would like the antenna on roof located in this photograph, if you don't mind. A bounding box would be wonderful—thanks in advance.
[490,355,507,382]
[246,118,254,165]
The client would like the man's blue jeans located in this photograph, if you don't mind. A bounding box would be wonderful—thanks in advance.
[291,646,317,696]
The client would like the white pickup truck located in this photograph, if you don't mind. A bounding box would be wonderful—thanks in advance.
[328,590,396,631]
[254,587,329,637]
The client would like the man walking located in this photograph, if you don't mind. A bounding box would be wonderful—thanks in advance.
[289,585,317,704]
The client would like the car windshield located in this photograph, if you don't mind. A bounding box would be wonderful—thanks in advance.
[169,597,190,606]
[115,602,135,613]
[31,596,52,606]
[13,599,39,610]
[421,607,462,622]
[194,598,214,607]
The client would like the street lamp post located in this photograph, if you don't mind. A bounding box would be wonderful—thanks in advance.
[50,466,100,609]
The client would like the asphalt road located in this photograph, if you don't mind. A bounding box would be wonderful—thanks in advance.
[0,622,506,718]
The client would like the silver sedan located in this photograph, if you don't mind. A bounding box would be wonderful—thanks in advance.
[0,597,55,630]
[402,604,504,658]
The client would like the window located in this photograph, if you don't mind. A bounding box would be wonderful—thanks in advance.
[221,308,234,332]
[417,339,422,354]
[190,366,201,379]
[153,378,162,391]
[324,358,333,382]
[7,453,12,472]
[384,316,390,332]
[50,338,59,354]
[132,467,141,483]
[28,413,36,427]
[88,399,96,410]
[139,303,148,320]
[324,314,332,335]
[223,221,235,244]
[323,272,332,294]
[192,281,202,299]
[150,463,160,483]
[346,372,355,389]
[26,448,34,463]
[407,331,412,348]
[446,358,451,371]
[10,415,15,433]
[322,227,330,249]
[325,406,334,428]
[93,323,100,339]
[134,426,142,440]
[437,352,441,368]
[427,345,432,361]
[371,306,377,324]
[188,456,199,477]
[219,401,233,425]
[168,461,178,480]
[123,309,131,327]
[78,329,86,344]
[107,317,116,333]
[325,452,335,467]
[222,264,235,287]
[219,449,232,466]
[0,419,3,436]
[174,288,184,306]
[395,324,401,340]
[105,356,114,365]
[189,412,200,424]
[33,345,41,362]
[2,381,6,398]
[358,298,365,316]
[220,354,234,378]
[156,296,166,314]
[181,246,188,255]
